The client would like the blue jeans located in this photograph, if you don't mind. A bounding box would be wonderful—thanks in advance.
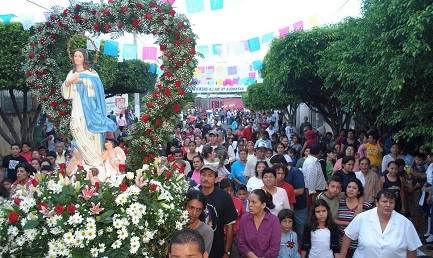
[294,207,308,246]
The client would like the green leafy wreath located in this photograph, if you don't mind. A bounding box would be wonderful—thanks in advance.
[24,0,198,168]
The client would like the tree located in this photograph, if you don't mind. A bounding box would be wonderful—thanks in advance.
[0,22,40,146]
[242,82,299,123]
[109,59,157,97]
[320,0,433,141]
[261,27,351,134]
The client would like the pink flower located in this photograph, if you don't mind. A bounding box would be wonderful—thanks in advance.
[89,202,104,215]
[40,206,55,218]
[135,177,147,189]
[79,185,98,200]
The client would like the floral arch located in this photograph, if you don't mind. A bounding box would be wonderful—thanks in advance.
[0,0,198,257]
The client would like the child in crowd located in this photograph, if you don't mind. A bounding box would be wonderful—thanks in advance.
[301,199,339,258]
[316,176,343,219]
[278,209,301,258]
[288,148,298,166]
[236,184,249,211]
[220,178,244,258]
[266,149,274,159]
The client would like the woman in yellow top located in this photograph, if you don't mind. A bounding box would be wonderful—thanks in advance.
[359,132,383,167]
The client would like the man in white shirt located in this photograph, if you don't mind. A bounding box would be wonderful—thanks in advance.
[285,121,297,141]
[302,143,326,206]
[243,142,271,182]
[254,131,272,150]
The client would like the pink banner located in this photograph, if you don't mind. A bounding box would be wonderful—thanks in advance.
[142,47,157,60]
[209,98,244,110]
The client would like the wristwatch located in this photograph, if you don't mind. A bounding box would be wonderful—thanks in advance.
[224,251,231,255]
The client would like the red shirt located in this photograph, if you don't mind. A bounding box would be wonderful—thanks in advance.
[243,127,253,141]
[276,182,296,205]
[20,152,32,163]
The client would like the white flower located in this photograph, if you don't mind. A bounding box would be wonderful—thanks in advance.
[115,193,128,206]
[24,228,37,241]
[98,243,106,253]
[63,232,74,244]
[8,226,19,237]
[106,226,113,232]
[142,164,149,171]
[117,228,129,240]
[175,221,183,230]
[112,218,123,229]
[112,240,122,249]
[90,247,99,257]
[16,236,25,247]
[126,172,134,180]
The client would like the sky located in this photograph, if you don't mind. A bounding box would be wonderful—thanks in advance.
[1,0,362,78]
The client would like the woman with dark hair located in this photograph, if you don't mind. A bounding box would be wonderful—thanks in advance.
[380,161,405,213]
[301,199,339,258]
[185,189,214,255]
[186,155,204,185]
[355,157,381,204]
[333,156,356,192]
[237,188,281,258]
[12,163,33,188]
[333,146,360,174]
[246,161,268,192]
[334,178,372,258]
[31,158,42,172]
[262,167,290,216]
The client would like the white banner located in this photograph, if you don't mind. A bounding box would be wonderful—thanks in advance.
[191,86,247,93]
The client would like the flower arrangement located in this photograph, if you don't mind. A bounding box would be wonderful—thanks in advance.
[24,0,198,169]
[0,160,190,257]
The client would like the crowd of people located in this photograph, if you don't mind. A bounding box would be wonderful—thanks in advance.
[165,108,432,258]
[2,103,433,257]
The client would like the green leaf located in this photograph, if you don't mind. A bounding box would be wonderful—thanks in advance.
[23,219,39,230]
[62,185,75,196]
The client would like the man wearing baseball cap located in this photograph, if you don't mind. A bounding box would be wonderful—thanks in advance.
[200,164,238,258]
[243,142,271,182]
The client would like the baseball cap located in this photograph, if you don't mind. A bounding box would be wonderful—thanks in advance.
[256,142,268,149]
[200,164,218,176]
[209,130,218,136]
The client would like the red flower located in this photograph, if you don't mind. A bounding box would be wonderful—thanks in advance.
[40,38,45,45]
[173,103,181,112]
[50,34,57,40]
[62,100,68,106]
[175,80,181,87]
[160,64,165,70]
[103,8,110,15]
[77,164,84,170]
[58,21,64,27]
[37,202,48,210]
[157,8,162,13]
[146,129,152,135]
[50,15,57,21]
[152,91,160,98]
[169,9,176,16]
[119,142,125,148]
[66,204,76,214]
[94,182,100,189]
[178,22,184,29]
[141,145,146,152]
[164,71,173,77]
[94,23,101,31]
[108,0,114,3]
[63,9,69,16]
[117,22,124,29]
[37,26,43,32]
[160,44,167,51]
[141,114,149,123]
[90,9,97,15]
[136,2,143,9]
[178,89,185,95]
[150,153,155,159]
[144,156,149,163]
[189,48,196,54]
[75,4,81,11]
[155,118,162,126]
[132,19,140,28]
[124,148,130,154]
[39,55,45,61]
[8,212,19,224]
[59,163,66,170]
[28,52,35,59]
[152,30,157,35]
[54,121,60,127]
[29,41,36,47]
[147,102,154,108]
[163,88,171,97]
[73,14,80,22]
[104,23,111,31]
[120,6,128,12]
[119,164,126,172]
[185,38,192,44]
[119,183,127,192]
[31,178,39,187]
[50,101,58,107]
[55,205,65,215]
[168,155,175,162]
[172,163,178,169]
[157,84,162,90]
[176,61,182,67]
[144,12,152,20]
[14,198,21,205]
[150,183,157,191]
[174,40,181,47]
[150,1,157,8]
[180,167,185,173]
[174,32,180,38]
[45,22,51,27]
[162,103,167,108]
[165,171,172,178]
